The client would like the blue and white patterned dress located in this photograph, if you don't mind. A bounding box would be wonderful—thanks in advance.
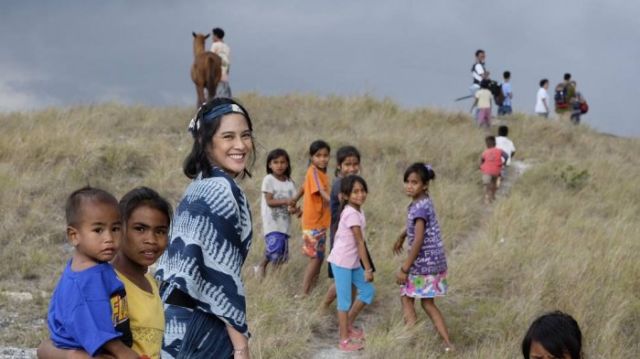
[155,167,252,358]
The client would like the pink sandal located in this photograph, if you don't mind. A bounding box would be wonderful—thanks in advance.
[339,338,364,352]
[348,326,365,340]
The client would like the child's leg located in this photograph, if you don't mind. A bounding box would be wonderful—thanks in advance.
[401,296,417,326]
[332,264,353,341]
[347,268,375,328]
[302,257,322,295]
[420,298,453,347]
[323,283,337,308]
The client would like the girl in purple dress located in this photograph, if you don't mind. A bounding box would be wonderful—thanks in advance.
[393,163,453,352]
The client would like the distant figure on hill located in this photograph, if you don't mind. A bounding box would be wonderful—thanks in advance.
[210,27,232,98]
[535,79,550,118]
[554,73,576,122]
[480,136,504,204]
[569,81,587,125]
[191,32,222,107]
[496,125,516,187]
[522,311,583,359]
[470,49,490,95]
[498,71,513,116]
[471,79,493,129]
[393,163,454,353]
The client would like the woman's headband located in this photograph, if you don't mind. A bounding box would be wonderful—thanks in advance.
[188,103,246,136]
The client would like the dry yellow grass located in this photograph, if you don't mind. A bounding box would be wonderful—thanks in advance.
[0,94,638,357]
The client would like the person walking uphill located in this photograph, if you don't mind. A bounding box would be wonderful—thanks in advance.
[210,27,232,98]
[155,98,255,359]
[554,73,576,122]
[470,49,490,95]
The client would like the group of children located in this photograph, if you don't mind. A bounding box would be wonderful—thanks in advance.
[257,141,453,352]
[479,125,517,204]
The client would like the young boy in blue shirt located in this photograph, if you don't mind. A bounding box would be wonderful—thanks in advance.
[46,187,139,358]
[498,71,513,116]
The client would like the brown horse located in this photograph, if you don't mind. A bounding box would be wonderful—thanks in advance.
[191,32,222,107]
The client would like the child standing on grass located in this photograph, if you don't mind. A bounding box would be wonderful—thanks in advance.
[323,145,362,307]
[327,175,375,352]
[393,163,453,352]
[45,187,139,358]
[291,140,331,296]
[257,148,298,277]
[471,79,493,128]
[480,136,504,204]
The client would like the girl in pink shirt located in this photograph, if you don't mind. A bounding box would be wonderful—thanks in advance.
[326,175,375,352]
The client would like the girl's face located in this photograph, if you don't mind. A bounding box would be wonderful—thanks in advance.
[206,113,253,176]
[268,155,289,178]
[338,155,360,177]
[346,181,367,208]
[404,172,428,199]
[529,341,571,359]
[311,147,330,170]
[121,206,169,268]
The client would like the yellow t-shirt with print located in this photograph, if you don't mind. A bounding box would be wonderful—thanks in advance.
[116,270,164,359]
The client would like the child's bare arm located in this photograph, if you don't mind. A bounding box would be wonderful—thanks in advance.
[290,185,304,206]
[392,227,407,255]
[102,340,139,359]
[352,226,373,281]
[401,219,426,274]
[264,192,289,208]
[318,187,330,203]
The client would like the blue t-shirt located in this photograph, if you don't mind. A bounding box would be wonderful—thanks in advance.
[502,82,512,107]
[47,261,132,356]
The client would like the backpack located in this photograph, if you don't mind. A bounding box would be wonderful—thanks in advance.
[554,84,569,109]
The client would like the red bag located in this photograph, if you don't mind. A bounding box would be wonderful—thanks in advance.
[579,101,589,114]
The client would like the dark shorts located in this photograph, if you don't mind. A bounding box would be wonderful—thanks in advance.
[498,105,512,116]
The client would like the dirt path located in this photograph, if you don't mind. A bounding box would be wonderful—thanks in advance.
[309,160,530,358]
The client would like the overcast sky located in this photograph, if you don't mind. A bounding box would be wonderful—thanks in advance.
[1,1,639,137]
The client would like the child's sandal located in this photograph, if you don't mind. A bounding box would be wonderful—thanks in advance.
[338,338,364,352]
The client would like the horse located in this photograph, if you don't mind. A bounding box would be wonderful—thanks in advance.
[191,32,222,107]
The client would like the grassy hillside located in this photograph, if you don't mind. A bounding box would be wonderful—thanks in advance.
[0,95,638,358]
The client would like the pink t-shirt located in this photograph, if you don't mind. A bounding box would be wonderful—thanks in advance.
[327,205,365,269]
[481,147,503,176]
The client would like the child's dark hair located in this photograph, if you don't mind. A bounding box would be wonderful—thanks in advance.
[498,125,509,137]
[183,98,255,179]
[503,71,511,80]
[403,163,436,184]
[339,175,368,211]
[335,145,361,176]
[309,140,330,156]
[564,73,571,81]
[475,49,485,57]
[212,27,225,39]
[266,148,291,179]
[65,186,118,227]
[522,311,582,359]
[485,135,496,147]
[540,78,548,87]
[119,187,173,226]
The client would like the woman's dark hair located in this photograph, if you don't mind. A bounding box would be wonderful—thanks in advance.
[522,311,582,359]
[339,175,368,211]
[119,187,172,226]
[540,78,549,87]
[309,140,330,157]
[403,162,436,183]
[183,98,255,179]
[265,148,291,179]
[335,145,361,176]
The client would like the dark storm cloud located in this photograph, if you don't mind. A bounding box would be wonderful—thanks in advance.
[1,1,639,136]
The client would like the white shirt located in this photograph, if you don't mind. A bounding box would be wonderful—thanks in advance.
[496,136,516,166]
[535,87,549,113]
[210,41,231,81]
[261,174,297,235]
[473,63,485,83]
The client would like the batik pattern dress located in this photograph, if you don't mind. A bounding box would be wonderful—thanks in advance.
[400,196,448,298]
[155,167,252,359]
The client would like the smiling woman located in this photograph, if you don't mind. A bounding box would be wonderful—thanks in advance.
[154,98,255,359]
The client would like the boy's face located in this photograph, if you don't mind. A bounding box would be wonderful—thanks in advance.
[68,200,122,263]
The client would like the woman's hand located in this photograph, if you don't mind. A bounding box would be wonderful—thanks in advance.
[396,270,408,285]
